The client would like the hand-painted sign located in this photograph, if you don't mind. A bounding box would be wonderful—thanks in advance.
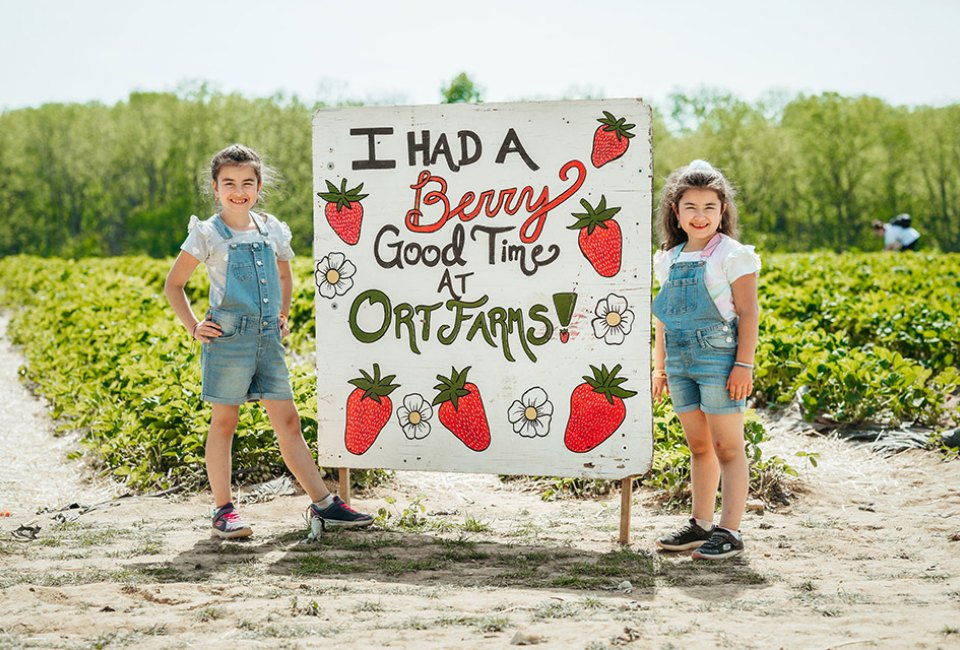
[313,99,652,479]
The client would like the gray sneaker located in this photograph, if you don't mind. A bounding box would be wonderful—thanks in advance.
[211,502,252,539]
[307,496,373,530]
[691,528,744,560]
[656,518,714,551]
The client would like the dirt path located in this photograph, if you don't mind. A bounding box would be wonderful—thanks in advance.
[0,314,118,514]
[1,326,959,649]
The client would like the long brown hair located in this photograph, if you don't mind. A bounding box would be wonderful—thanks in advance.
[657,160,739,250]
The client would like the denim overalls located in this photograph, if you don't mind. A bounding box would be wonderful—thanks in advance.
[201,215,292,404]
[652,234,745,414]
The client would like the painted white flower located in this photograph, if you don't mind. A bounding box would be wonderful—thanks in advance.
[315,252,356,299]
[397,393,433,440]
[507,387,553,438]
[592,293,634,345]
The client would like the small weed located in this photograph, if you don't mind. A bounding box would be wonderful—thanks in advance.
[462,515,491,533]
[128,541,164,556]
[195,606,225,622]
[532,600,581,620]
[942,626,959,635]
[491,567,540,585]
[356,599,384,612]
[396,617,431,630]
[921,572,949,583]
[476,615,510,632]
[375,495,428,531]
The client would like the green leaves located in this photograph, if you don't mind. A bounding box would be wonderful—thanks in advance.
[596,111,636,140]
[582,363,637,405]
[317,178,368,212]
[0,255,384,492]
[755,251,960,427]
[347,363,399,405]
[432,366,473,411]
[568,196,622,236]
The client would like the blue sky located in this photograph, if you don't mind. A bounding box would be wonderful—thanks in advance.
[2,0,957,111]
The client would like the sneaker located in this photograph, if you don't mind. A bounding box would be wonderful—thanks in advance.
[691,528,744,560]
[307,496,374,530]
[656,518,714,551]
[211,502,252,539]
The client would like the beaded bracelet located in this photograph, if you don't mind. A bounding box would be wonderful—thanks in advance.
[652,369,668,379]
[733,361,754,370]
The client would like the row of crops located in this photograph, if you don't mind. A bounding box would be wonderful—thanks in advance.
[0,252,956,493]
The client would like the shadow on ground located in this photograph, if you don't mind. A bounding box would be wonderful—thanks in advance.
[123,526,767,600]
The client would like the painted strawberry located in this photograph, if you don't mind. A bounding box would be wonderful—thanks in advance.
[432,366,491,452]
[318,178,369,245]
[564,364,637,453]
[590,111,635,168]
[568,195,623,277]
[344,363,399,455]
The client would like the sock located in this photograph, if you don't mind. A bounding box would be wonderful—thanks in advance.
[315,494,335,509]
[718,526,742,540]
[695,517,714,531]
[214,502,234,514]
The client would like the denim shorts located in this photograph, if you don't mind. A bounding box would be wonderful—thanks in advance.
[201,311,293,404]
[664,321,746,415]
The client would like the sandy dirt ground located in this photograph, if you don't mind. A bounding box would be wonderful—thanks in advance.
[1,317,959,649]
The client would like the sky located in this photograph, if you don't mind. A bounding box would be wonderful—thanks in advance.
[2,0,958,113]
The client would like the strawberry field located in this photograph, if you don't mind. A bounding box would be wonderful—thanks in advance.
[0,251,956,495]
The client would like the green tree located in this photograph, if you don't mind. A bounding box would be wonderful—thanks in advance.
[441,73,482,104]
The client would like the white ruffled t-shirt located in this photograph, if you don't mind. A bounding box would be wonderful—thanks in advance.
[653,234,761,321]
[180,212,295,310]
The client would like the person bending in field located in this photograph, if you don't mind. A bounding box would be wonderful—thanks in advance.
[651,160,760,560]
[872,214,920,251]
[164,144,373,539]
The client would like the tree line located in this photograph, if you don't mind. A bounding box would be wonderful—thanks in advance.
[1,82,957,256]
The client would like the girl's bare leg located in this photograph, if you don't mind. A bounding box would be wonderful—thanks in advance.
[677,409,720,523]
[207,404,240,508]
[704,412,749,531]
[262,399,330,503]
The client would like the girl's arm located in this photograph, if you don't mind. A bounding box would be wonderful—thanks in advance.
[164,252,218,342]
[277,259,293,337]
[728,272,760,400]
[652,317,669,401]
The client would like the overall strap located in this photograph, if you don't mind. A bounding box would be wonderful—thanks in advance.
[699,233,723,259]
[671,233,724,262]
[251,211,269,236]
[211,214,234,240]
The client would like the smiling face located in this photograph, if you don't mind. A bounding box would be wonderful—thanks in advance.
[213,164,261,219]
[674,187,725,250]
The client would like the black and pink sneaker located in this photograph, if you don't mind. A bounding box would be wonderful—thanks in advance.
[307,496,373,530]
[211,502,253,539]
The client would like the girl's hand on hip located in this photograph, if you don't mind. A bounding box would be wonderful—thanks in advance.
[192,319,222,343]
[652,373,669,402]
[726,365,753,401]
[279,319,290,338]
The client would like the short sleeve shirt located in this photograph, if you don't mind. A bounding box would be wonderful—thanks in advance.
[884,224,920,248]
[180,212,295,310]
[654,235,761,321]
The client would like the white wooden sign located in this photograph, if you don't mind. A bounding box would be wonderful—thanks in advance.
[313,99,652,479]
